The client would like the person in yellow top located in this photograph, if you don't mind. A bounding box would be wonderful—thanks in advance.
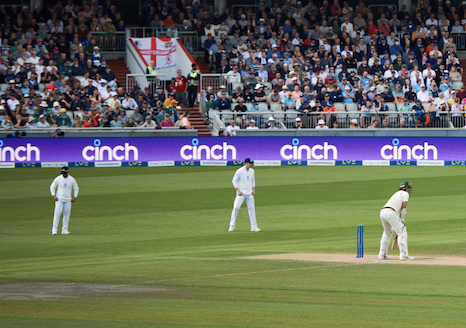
[164,93,176,108]
[146,60,157,75]
[187,63,200,107]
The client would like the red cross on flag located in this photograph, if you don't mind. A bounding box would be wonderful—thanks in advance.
[130,38,177,68]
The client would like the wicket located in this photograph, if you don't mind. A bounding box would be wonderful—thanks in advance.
[357,225,364,258]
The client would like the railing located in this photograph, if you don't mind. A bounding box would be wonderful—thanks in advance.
[200,73,224,96]
[90,31,126,51]
[209,108,226,136]
[207,110,463,130]
[126,74,166,94]
[127,27,179,39]
[451,32,466,50]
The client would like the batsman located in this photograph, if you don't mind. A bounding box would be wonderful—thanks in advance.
[378,181,414,261]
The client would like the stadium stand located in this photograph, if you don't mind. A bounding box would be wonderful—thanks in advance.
[1,0,466,135]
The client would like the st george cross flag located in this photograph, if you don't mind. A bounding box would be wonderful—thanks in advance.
[131,38,176,68]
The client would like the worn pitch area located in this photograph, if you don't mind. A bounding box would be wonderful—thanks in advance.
[0,283,171,301]
[247,253,466,266]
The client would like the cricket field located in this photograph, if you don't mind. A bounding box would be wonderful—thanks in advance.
[1,166,466,327]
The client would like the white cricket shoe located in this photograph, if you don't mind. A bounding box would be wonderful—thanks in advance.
[52,231,57,235]
[228,226,235,232]
[61,230,70,235]
[400,255,414,261]
[251,226,261,232]
[378,254,390,260]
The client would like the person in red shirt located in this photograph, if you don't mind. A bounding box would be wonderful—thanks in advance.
[83,115,99,127]
[367,21,378,36]
[174,69,188,107]
[167,78,177,95]
[160,113,175,128]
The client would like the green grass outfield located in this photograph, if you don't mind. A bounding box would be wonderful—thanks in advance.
[1,166,466,327]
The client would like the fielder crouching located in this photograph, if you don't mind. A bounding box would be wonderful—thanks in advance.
[379,181,414,261]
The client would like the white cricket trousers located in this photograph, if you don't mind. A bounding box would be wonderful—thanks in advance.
[52,200,72,233]
[229,193,258,228]
[379,209,409,257]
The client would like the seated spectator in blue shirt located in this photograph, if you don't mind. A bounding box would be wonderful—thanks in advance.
[342,86,355,103]
[216,92,231,111]
[58,59,72,76]
[283,91,296,110]
[390,40,403,55]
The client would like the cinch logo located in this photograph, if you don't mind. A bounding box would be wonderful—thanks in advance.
[180,138,236,160]
[82,139,138,161]
[280,138,338,160]
[0,141,40,162]
[381,138,438,160]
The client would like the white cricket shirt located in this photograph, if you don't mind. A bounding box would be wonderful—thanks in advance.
[383,190,409,213]
[50,175,79,202]
[232,166,255,196]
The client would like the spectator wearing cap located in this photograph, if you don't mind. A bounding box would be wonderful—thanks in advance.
[91,46,103,66]
[266,116,278,129]
[141,115,157,129]
[342,86,355,103]
[216,91,231,112]
[54,108,71,127]
[36,114,50,128]
[412,99,425,122]
[254,84,267,102]
[283,91,296,110]
[246,119,259,130]
[457,85,466,101]
[315,118,329,129]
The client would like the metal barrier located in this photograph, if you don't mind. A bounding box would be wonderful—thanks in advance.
[127,27,179,39]
[451,32,466,50]
[90,31,126,51]
[208,110,464,130]
[200,73,224,96]
[126,74,166,94]
[178,31,200,51]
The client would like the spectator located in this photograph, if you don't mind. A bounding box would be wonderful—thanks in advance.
[141,115,157,128]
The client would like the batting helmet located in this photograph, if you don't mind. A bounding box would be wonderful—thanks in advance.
[61,166,69,174]
[399,181,412,190]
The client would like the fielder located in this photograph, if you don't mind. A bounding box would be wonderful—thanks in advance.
[229,158,261,232]
[379,181,414,261]
[50,166,79,235]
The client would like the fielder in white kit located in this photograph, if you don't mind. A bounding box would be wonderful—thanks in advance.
[379,181,414,261]
[229,158,261,232]
[50,166,79,235]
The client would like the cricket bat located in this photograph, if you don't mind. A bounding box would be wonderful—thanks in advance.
[391,234,398,250]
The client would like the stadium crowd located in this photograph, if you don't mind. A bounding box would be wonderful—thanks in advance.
[1,0,466,133]
[0,0,193,132]
[184,0,466,129]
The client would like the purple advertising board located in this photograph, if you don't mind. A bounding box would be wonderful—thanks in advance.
[0,137,465,164]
